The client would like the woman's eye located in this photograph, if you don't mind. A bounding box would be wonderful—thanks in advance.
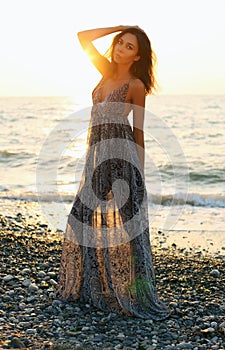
[127,45,133,50]
[118,39,123,45]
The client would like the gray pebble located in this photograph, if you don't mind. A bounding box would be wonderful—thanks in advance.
[27,296,36,302]
[22,278,31,287]
[26,328,37,335]
[38,270,46,278]
[116,333,125,339]
[3,274,14,282]
[219,305,225,312]
[48,271,56,278]
[219,321,225,328]
[177,343,194,349]
[211,321,218,328]
[28,283,39,292]
[210,269,220,277]
[49,278,58,286]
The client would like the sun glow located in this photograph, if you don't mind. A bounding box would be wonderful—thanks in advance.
[0,0,225,97]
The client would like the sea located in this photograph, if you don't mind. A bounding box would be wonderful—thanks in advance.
[1,94,224,253]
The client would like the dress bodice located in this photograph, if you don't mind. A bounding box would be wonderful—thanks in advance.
[91,79,132,124]
[92,79,130,105]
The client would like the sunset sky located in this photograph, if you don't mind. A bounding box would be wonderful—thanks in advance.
[0,0,225,97]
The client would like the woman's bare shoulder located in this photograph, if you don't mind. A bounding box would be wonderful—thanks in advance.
[130,78,145,89]
[129,78,145,97]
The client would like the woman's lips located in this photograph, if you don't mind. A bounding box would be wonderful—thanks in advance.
[114,52,121,58]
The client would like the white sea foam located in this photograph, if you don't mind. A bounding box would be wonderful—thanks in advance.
[1,190,225,209]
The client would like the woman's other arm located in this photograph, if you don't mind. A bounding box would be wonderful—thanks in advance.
[131,79,146,174]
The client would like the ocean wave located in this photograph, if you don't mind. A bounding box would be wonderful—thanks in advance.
[155,192,225,208]
[189,171,224,184]
[1,191,225,208]
[0,149,33,159]
[204,104,221,110]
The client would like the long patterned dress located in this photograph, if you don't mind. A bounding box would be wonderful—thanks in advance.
[56,78,169,320]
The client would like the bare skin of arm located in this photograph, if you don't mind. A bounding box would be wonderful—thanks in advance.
[77,26,124,75]
[130,79,146,174]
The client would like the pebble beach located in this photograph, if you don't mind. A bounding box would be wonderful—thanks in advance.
[0,201,225,350]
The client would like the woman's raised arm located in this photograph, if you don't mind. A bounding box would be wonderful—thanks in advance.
[77,26,134,76]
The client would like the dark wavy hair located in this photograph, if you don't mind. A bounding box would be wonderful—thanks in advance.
[106,27,157,95]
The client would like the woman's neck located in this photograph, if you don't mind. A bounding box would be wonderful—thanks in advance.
[112,65,132,81]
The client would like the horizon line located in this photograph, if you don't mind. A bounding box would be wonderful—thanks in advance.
[0,93,225,98]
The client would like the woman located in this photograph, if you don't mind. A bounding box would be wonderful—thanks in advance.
[56,25,169,320]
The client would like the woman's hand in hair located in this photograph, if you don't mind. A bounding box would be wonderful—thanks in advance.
[120,25,146,33]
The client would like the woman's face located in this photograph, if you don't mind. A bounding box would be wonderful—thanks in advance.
[113,33,140,65]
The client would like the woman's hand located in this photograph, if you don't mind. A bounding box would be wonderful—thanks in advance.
[120,25,146,33]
